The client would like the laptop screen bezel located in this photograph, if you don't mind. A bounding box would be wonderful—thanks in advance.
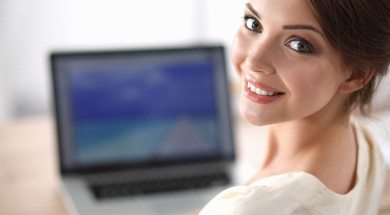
[50,45,235,175]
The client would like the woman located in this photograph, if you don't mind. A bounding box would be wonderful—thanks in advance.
[199,0,390,214]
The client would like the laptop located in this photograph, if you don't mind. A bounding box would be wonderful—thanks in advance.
[50,45,238,215]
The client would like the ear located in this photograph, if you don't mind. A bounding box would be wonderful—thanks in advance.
[337,69,375,93]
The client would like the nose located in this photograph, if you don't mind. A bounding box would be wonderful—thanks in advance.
[245,37,277,75]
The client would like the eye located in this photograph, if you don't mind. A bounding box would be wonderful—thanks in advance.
[285,39,314,54]
[244,16,262,32]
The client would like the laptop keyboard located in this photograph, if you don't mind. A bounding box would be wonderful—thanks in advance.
[89,171,230,199]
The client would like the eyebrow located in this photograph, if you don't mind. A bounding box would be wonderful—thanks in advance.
[283,25,324,37]
[245,3,260,18]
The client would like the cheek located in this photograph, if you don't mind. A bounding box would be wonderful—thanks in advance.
[285,63,341,107]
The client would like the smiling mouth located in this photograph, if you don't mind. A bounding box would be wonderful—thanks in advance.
[247,82,284,96]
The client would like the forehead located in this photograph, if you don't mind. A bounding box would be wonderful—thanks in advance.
[247,0,320,28]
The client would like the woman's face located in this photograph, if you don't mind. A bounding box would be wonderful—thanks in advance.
[232,0,350,125]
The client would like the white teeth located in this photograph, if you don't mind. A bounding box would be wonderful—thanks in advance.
[250,85,256,92]
[247,82,279,96]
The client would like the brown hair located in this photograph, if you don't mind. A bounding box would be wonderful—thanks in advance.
[308,0,390,115]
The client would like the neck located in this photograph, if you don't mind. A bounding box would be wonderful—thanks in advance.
[259,105,354,177]
[245,96,357,194]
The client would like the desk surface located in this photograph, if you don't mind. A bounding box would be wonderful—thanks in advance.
[0,115,68,215]
[0,115,389,215]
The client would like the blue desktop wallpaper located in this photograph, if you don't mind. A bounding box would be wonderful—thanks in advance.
[68,59,219,166]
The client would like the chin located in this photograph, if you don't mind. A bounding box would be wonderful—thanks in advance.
[239,97,272,126]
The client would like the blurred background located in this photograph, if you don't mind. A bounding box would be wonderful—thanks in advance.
[0,0,245,124]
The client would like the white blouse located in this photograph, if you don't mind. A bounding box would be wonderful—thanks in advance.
[199,122,387,215]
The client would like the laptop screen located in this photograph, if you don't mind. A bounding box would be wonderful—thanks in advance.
[51,46,235,174]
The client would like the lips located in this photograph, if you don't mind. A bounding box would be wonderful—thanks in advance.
[243,75,285,104]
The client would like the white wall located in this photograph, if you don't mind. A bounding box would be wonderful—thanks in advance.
[0,0,245,123]
[0,57,7,124]
[0,0,10,124]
